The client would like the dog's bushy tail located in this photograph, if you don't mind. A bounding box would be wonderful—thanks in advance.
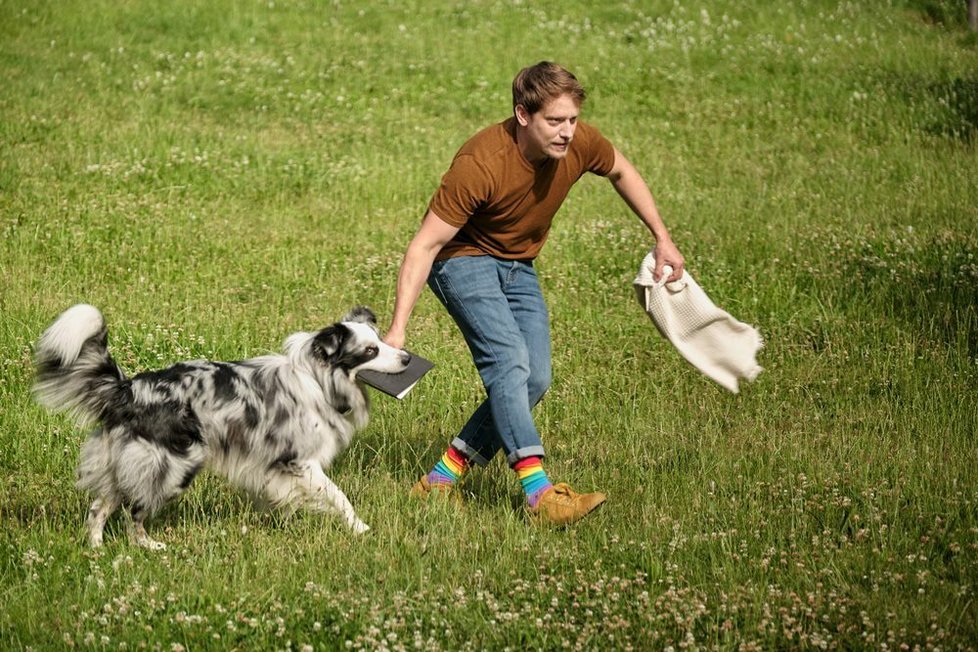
[34,304,129,427]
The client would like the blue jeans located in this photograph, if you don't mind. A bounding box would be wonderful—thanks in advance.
[427,255,552,467]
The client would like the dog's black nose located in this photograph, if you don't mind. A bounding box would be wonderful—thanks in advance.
[400,352,412,365]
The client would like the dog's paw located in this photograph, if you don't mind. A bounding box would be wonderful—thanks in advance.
[132,533,167,550]
[351,520,370,535]
[136,538,167,551]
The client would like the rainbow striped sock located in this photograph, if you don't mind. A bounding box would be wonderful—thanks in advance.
[513,456,553,508]
[426,447,469,486]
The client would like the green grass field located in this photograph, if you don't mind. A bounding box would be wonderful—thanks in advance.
[2,0,977,649]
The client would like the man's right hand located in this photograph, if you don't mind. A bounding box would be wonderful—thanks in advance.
[383,327,406,350]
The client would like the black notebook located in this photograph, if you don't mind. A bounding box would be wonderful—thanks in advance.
[358,352,434,399]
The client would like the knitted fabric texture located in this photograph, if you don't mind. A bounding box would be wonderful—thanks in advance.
[633,251,763,393]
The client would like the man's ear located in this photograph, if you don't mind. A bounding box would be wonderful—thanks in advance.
[515,104,531,127]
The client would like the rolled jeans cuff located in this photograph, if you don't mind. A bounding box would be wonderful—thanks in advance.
[506,446,546,467]
[450,438,492,468]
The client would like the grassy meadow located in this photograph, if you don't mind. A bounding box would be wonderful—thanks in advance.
[2,0,977,649]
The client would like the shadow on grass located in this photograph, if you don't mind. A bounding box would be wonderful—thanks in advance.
[926,76,978,143]
[883,70,978,143]
[829,230,978,357]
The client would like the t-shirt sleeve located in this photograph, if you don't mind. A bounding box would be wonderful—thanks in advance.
[428,154,492,227]
[579,122,616,177]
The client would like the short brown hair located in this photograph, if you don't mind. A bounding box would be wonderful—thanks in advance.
[512,61,586,115]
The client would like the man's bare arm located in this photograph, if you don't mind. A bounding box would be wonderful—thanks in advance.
[607,147,685,282]
[384,210,460,348]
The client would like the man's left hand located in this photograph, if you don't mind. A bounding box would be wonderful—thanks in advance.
[653,239,685,283]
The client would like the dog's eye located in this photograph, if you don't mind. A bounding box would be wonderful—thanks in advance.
[365,346,378,358]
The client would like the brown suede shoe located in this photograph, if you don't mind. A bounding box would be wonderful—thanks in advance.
[410,475,461,502]
[529,483,606,525]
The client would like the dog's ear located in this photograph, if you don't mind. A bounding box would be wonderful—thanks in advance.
[343,306,376,325]
[311,324,348,362]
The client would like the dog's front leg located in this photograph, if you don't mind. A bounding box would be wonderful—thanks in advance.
[265,462,369,534]
[303,463,370,534]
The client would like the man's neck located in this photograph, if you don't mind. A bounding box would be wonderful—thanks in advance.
[515,128,550,167]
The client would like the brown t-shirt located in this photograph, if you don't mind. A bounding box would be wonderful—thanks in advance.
[429,117,616,261]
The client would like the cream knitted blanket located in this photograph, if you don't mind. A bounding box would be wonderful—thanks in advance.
[633,251,763,393]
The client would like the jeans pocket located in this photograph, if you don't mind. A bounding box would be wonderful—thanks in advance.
[427,259,452,305]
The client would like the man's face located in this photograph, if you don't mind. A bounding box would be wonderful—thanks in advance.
[516,93,580,163]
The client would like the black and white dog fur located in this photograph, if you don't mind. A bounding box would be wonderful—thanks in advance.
[33,304,410,549]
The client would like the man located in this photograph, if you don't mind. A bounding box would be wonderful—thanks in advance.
[384,61,685,525]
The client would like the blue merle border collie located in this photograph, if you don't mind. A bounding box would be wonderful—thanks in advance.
[33,304,410,549]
